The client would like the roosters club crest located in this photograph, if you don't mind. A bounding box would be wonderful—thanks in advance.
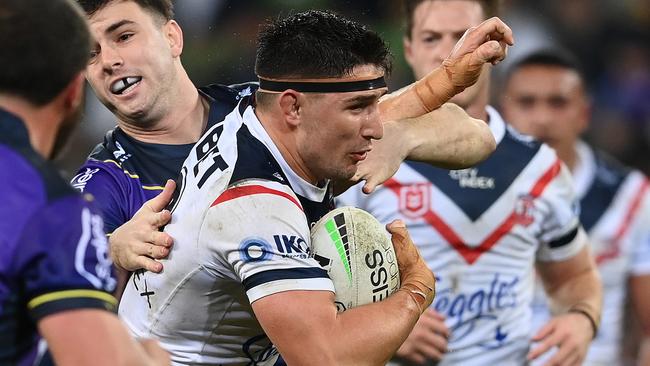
[398,183,431,219]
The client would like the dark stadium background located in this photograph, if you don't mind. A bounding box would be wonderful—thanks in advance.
[58,0,650,177]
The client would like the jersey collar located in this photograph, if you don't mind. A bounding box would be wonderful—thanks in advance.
[486,105,506,145]
[241,105,329,202]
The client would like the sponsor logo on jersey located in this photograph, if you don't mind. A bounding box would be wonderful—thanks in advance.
[433,273,519,348]
[71,168,100,192]
[75,208,117,292]
[272,234,310,259]
[112,141,132,163]
[239,237,274,263]
[398,183,431,219]
[449,168,495,189]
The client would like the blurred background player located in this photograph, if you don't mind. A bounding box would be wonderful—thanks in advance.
[72,0,507,292]
[338,0,602,364]
[118,10,436,365]
[0,0,168,364]
[500,48,650,366]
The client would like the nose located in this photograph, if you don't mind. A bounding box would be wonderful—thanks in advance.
[100,45,123,73]
[361,107,383,141]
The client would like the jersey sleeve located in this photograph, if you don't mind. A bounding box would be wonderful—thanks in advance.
[70,160,132,234]
[205,180,334,303]
[535,159,588,262]
[16,195,118,322]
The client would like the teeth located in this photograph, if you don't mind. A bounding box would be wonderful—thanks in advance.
[111,79,126,93]
[110,77,141,95]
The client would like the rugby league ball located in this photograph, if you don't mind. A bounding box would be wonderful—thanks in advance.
[310,206,400,312]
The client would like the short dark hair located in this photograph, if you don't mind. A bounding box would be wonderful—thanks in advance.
[402,0,501,39]
[505,48,585,84]
[255,10,392,80]
[0,0,90,105]
[77,0,174,22]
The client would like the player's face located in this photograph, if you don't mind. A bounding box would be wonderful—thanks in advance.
[404,0,487,109]
[298,65,386,182]
[501,65,589,152]
[85,1,180,126]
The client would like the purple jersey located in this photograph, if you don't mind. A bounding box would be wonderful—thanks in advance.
[0,108,117,365]
[71,83,257,234]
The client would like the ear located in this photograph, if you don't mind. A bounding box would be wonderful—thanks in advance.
[61,73,85,112]
[578,97,591,133]
[165,20,184,58]
[278,90,302,128]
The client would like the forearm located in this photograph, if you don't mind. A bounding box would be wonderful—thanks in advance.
[639,337,650,366]
[542,260,602,336]
[396,104,495,169]
[264,290,421,366]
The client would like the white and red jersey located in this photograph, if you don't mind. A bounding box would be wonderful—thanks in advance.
[531,141,650,365]
[119,97,335,365]
[338,107,587,365]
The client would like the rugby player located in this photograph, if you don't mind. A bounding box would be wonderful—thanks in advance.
[0,0,168,364]
[117,10,438,365]
[72,0,511,285]
[501,49,650,366]
[338,1,602,365]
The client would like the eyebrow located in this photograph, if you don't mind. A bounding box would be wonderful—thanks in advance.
[343,90,387,105]
[105,19,135,35]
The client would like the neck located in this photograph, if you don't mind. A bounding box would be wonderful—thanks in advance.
[555,142,579,172]
[118,69,209,145]
[0,96,60,158]
[254,106,319,185]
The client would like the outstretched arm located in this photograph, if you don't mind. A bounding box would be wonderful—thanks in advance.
[378,16,514,121]
[349,103,494,194]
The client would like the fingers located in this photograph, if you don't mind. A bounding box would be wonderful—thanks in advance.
[149,230,173,250]
[478,17,514,45]
[136,255,164,273]
[362,179,379,194]
[145,179,176,212]
[527,324,561,361]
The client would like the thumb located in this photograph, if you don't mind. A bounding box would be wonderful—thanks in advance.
[473,40,505,65]
[147,179,176,212]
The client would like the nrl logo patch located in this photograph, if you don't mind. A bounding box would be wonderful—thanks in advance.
[398,183,431,219]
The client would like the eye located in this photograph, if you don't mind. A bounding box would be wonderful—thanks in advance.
[118,33,134,42]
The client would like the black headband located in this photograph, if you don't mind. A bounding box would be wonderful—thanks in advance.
[258,76,387,93]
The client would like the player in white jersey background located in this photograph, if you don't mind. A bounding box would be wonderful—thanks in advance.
[500,49,650,366]
[117,10,445,365]
[338,1,602,365]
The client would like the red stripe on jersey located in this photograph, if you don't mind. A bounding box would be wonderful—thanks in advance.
[386,159,563,265]
[211,185,303,211]
[597,178,650,265]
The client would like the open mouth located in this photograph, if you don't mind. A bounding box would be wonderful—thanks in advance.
[110,77,142,95]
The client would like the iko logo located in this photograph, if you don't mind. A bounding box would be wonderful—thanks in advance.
[71,168,99,192]
[433,273,518,346]
[112,141,132,163]
[239,237,273,263]
[449,168,495,189]
[273,235,310,259]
